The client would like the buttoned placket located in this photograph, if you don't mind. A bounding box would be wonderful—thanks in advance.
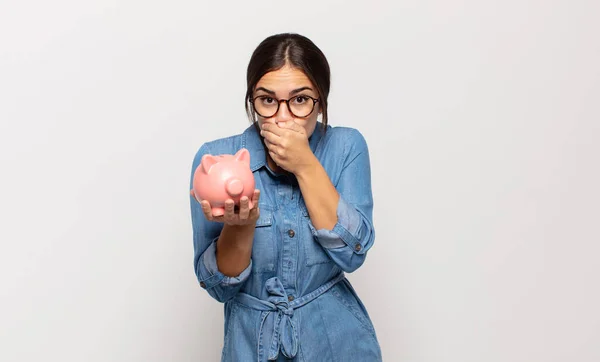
[277,175,298,302]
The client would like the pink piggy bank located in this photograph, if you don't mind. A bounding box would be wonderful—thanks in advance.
[190,148,255,217]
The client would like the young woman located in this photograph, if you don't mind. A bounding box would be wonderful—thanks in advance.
[190,33,382,361]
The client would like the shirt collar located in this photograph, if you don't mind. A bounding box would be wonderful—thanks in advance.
[242,122,325,172]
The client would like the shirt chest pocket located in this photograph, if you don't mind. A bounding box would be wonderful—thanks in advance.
[300,200,334,267]
[251,206,277,273]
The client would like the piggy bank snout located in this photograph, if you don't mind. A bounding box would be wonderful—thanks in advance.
[191,148,254,207]
[226,178,244,197]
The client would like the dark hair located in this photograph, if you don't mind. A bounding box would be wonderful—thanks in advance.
[245,33,331,131]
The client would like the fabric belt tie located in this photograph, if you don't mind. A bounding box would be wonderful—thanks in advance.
[234,272,346,361]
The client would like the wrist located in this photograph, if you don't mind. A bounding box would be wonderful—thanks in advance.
[224,222,255,234]
[295,154,319,180]
[222,223,254,246]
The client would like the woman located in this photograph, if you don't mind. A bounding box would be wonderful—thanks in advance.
[190,33,382,361]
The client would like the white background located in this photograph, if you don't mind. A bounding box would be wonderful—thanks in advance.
[1,1,599,361]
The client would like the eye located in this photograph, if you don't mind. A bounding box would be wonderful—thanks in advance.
[260,96,275,105]
[293,96,308,104]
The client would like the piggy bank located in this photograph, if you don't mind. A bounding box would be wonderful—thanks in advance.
[190,148,255,216]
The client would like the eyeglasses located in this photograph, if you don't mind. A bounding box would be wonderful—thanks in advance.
[251,95,319,118]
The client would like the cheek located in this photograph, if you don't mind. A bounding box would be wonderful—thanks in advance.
[296,109,318,125]
[296,103,320,136]
[303,117,318,137]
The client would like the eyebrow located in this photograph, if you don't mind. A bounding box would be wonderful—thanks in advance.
[255,86,314,96]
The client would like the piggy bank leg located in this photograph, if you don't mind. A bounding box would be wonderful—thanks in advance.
[190,189,200,203]
[211,207,225,217]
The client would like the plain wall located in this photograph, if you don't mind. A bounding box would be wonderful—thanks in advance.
[1,0,599,361]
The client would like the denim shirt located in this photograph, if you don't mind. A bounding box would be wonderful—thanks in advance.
[190,122,382,361]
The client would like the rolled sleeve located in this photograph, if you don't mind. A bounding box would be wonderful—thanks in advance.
[196,238,252,290]
[307,196,375,273]
[308,196,366,253]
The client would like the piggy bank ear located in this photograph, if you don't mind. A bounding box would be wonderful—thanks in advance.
[200,154,219,173]
[234,148,250,165]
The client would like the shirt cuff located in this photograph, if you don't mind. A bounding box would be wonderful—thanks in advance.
[197,238,252,289]
[307,196,365,252]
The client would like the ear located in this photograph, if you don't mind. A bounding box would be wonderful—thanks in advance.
[234,148,251,165]
[200,154,219,173]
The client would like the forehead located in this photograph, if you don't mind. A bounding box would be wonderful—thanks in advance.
[255,66,314,93]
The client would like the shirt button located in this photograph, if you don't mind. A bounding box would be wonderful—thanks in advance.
[355,244,362,252]
[288,229,295,238]
[200,281,206,288]
[288,295,295,302]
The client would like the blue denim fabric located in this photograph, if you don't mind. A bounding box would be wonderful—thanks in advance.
[190,122,382,361]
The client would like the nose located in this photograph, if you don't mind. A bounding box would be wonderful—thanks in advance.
[272,100,294,123]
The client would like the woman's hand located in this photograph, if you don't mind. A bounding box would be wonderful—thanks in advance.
[200,189,261,226]
[260,121,316,175]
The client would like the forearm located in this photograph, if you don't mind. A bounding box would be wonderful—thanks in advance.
[295,155,340,230]
[296,129,376,273]
[216,223,254,277]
